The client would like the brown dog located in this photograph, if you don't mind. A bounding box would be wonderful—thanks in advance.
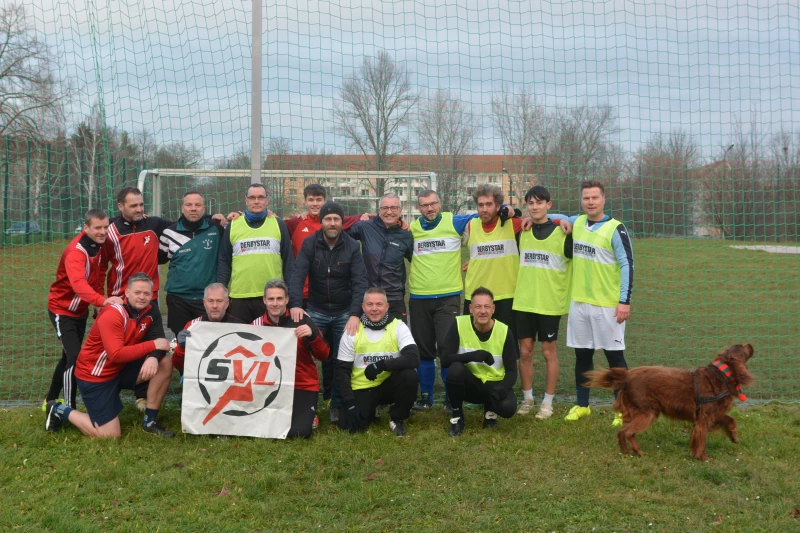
[585,344,754,460]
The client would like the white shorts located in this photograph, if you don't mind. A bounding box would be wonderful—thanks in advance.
[566,301,626,351]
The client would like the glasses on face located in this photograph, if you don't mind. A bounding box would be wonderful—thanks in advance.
[247,195,268,201]
[419,200,440,209]
[379,206,401,212]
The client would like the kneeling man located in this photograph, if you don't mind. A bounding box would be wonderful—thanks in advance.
[45,272,174,437]
[172,282,244,375]
[253,279,330,438]
[442,287,519,436]
[335,288,419,436]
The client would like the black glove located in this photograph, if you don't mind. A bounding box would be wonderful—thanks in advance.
[343,399,363,434]
[498,205,510,226]
[177,329,192,348]
[364,360,388,381]
[474,350,495,366]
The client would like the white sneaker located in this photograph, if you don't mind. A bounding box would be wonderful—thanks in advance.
[517,398,535,415]
[535,403,554,419]
[135,398,147,412]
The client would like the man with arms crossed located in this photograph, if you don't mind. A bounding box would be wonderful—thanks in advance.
[335,288,419,436]
[45,273,174,437]
[441,287,519,436]
[44,209,122,424]
[513,186,572,419]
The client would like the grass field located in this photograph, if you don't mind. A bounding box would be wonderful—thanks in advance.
[1,237,798,403]
[1,401,799,531]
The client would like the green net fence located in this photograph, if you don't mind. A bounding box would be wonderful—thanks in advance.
[1,1,798,404]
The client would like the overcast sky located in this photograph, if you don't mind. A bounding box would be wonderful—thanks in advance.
[27,0,800,162]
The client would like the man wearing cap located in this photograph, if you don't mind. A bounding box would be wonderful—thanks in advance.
[289,200,368,424]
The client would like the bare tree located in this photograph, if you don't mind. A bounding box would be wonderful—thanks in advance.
[490,85,547,204]
[0,3,70,138]
[417,89,479,213]
[628,130,700,236]
[333,50,419,196]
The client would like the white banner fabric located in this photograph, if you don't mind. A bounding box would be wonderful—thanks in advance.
[181,322,297,439]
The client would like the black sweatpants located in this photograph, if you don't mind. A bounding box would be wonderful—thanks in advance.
[339,368,418,430]
[229,297,266,324]
[133,298,162,401]
[166,293,206,335]
[409,295,460,362]
[288,389,319,439]
[46,311,88,408]
[446,362,517,418]
[464,297,516,339]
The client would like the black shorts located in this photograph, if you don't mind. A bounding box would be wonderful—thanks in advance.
[514,311,561,342]
[77,358,145,427]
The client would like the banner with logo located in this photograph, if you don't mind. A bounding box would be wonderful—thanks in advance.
[181,322,297,439]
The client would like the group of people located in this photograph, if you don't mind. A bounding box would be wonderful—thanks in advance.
[43,177,634,439]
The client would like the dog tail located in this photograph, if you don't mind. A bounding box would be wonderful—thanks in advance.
[584,368,629,390]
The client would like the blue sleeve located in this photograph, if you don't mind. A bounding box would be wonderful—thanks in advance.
[610,224,634,304]
[451,213,477,236]
[346,221,363,240]
[547,213,581,225]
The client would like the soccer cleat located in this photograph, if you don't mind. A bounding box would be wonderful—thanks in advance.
[329,406,340,424]
[564,405,591,421]
[535,403,554,420]
[135,398,147,412]
[412,393,433,412]
[42,398,64,412]
[45,400,63,433]
[612,412,624,427]
[483,411,499,429]
[449,416,465,436]
[389,420,407,436]
[142,420,175,438]
[443,398,453,416]
[312,416,320,430]
[517,398,535,415]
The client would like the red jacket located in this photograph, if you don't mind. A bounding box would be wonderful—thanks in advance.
[251,311,329,392]
[171,313,244,373]
[48,233,107,317]
[102,215,171,298]
[75,301,164,383]
[285,214,362,299]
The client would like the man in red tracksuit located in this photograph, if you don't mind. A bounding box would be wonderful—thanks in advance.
[252,278,330,438]
[45,273,174,438]
[283,184,364,305]
[45,209,123,419]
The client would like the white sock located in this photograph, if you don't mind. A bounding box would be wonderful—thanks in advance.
[542,393,554,406]
[523,389,534,401]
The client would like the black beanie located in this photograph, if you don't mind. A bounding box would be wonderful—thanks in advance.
[319,201,345,221]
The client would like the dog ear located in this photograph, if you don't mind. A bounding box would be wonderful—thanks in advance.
[723,345,754,387]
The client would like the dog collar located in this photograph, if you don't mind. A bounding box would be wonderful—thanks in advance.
[711,360,747,401]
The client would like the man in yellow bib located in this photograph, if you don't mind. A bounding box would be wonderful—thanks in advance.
[462,185,523,338]
[556,180,634,427]
[513,186,572,419]
[335,288,419,436]
[217,183,295,322]
[441,287,519,436]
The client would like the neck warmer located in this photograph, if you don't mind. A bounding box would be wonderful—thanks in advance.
[180,215,203,232]
[360,312,390,330]
[244,209,267,222]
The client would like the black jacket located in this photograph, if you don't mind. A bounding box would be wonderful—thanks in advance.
[347,217,413,302]
[290,230,368,317]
